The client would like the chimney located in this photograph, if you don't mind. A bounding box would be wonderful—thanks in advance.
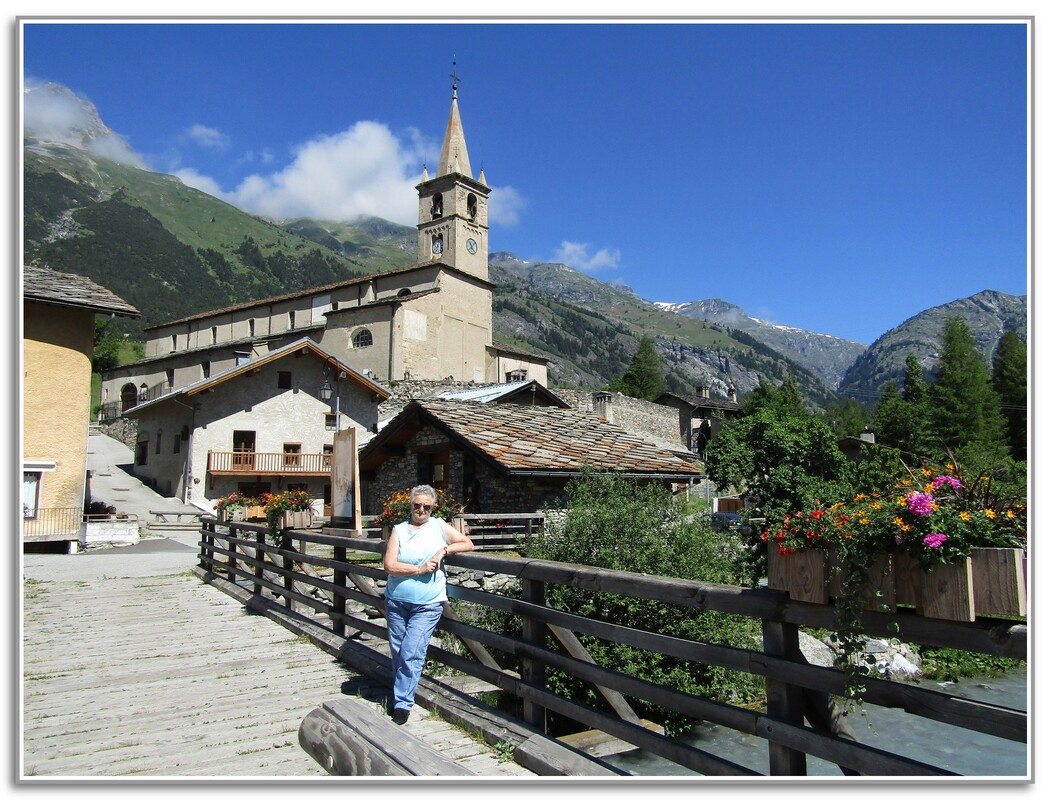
[696,385,711,400]
[727,385,737,403]
[593,391,613,421]
[861,428,876,444]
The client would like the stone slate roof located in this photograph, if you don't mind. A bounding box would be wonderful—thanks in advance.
[657,391,740,413]
[23,264,139,317]
[361,398,701,479]
[436,379,569,408]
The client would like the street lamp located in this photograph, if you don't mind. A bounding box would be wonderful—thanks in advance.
[319,380,333,402]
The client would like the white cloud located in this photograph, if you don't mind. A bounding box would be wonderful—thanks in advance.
[553,241,621,272]
[23,79,147,168]
[171,167,225,199]
[185,124,229,150]
[487,185,526,227]
[227,121,431,224]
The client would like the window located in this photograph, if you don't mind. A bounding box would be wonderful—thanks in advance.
[202,361,210,379]
[352,329,373,348]
[170,334,177,352]
[22,472,41,518]
[288,310,295,330]
[325,413,338,431]
[283,443,302,468]
[235,351,251,366]
[249,319,256,337]
[278,371,292,389]
[467,193,477,221]
[431,193,443,218]
[173,435,181,454]
[136,440,149,466]
[322,443,333,469]
[155,432,162,454]
[166,369,175,389]
[211,326,218,344]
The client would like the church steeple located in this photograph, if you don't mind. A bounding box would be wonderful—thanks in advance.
[437,66,472,179]
[415,64,491,281]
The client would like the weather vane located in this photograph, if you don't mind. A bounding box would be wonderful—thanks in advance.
[451,56,460,94]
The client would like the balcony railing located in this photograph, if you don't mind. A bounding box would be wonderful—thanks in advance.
[23,507,82,540]
[207,451,332,476]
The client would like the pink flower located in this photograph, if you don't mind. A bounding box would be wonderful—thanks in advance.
[931,475,962,491]
[906,492,935,516]
[923,532,948,549]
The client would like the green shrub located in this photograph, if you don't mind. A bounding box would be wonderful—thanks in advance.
[502,471,763,736]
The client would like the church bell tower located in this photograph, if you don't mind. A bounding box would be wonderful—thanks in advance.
[416,69,491,281]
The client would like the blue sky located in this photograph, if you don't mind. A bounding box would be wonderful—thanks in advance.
[20,17,1030,345]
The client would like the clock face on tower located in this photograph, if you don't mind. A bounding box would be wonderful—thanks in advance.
[466,238,478,254]
[432,238,443,255]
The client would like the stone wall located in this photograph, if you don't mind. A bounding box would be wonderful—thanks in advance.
[554,389,684,450]
[81,518,140,550]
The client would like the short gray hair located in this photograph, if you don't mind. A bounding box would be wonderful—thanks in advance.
[410,485,437,504]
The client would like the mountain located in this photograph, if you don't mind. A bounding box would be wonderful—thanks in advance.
[837,290,1028,403]
[22,97,1025,410]
[653,299,867,388]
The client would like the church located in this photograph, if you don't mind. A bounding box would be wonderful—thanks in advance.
[100,81,548,510]
[101,79,548,420]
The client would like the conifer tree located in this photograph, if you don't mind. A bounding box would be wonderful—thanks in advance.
[612,336,667,401]
[927,316,1007,452]
[991,330,1027,461]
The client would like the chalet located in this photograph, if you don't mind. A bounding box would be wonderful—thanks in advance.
[23,264,139,552]
[358,399,703,515]
[123,337,389,516]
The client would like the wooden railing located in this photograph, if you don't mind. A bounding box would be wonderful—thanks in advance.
[207,450,331,475]
[357,512,545,551]
[195,520,1027,777]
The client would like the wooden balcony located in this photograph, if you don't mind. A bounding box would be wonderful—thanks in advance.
[207,450,332,477]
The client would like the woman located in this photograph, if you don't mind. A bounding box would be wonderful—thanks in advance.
[383,484,474,725]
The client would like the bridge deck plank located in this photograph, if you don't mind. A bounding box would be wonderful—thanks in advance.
[21,562,532,779]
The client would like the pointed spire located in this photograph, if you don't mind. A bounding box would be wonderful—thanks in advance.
[421,162,429,182]
[478,160,488,186]
[437,58,472,178]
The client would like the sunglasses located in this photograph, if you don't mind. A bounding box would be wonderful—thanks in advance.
[412,503,433,512]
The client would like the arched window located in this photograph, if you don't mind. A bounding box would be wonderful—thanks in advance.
[431,193,444,218]
[467,193,477,221]
[352,329,373,349]
[121,383,139,413]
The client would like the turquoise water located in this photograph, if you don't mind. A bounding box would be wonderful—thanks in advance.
[605,669,1029,778]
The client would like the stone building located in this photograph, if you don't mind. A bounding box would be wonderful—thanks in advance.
[357,399,703,516]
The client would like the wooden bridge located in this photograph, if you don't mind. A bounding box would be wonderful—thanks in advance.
[21,517,1029,779]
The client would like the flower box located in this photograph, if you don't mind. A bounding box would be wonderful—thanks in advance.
[768,543,1026,622]
[246,505,267,520]
[279,510,312,529]
[219,507,246,523]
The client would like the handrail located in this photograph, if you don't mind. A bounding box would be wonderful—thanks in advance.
[195,520,1027,777]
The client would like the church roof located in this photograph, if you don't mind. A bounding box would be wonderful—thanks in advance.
[437,81,472,179]
[436,379,569,408]
[360,399,701,480]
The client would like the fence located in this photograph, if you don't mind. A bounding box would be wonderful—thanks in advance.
[195,519,1027,777]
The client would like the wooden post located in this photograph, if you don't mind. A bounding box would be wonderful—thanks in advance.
[521,577,547,732]
[761,618,807,776]
[333,545,347,637]
[282,530,295,612]
[253,527,265,597]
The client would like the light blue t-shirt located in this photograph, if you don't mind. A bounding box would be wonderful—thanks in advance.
[384,517,449,604]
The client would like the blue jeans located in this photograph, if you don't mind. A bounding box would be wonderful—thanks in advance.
[385,597,444,712]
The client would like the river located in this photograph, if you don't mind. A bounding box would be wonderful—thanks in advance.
[604,668,1029,778]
